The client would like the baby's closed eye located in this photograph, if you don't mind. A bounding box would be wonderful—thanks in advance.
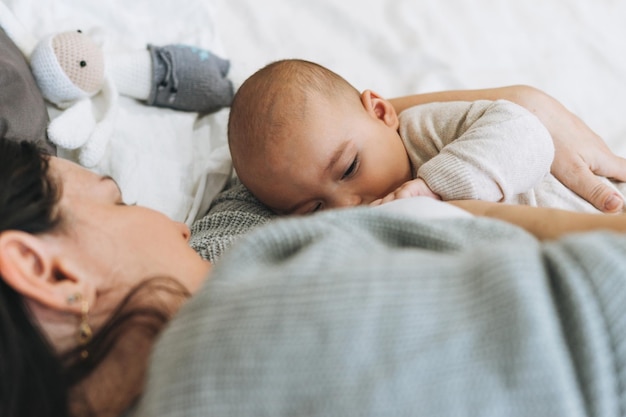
[342,156,359,179]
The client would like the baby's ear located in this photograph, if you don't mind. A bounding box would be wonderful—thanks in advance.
[360,90,399,129]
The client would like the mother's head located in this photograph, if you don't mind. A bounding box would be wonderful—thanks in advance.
[0,138,211,416]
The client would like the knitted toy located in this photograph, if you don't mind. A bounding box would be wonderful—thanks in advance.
[0,3,234,167]
[31,30,234,112]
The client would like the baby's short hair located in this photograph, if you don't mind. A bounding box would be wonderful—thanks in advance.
[227,59,359,179]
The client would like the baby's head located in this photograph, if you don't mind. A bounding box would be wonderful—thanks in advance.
[228,59,411,214]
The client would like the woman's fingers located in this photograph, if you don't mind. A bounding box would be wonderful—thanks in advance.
[552,152,625,213]
[591,151,626,182]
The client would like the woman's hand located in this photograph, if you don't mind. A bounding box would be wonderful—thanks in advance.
[515,87,626,213]
[389,85,626,212]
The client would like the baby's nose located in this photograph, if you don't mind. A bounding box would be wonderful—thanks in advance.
[333,194,363,208]
[178,222,191,241]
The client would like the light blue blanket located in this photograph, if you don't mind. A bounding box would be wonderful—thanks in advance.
[134,206,626,417]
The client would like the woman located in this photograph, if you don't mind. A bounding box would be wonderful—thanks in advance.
[2,85,626,417]
[0,140,211,416]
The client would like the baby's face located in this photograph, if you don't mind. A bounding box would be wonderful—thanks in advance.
[246,93,412,214]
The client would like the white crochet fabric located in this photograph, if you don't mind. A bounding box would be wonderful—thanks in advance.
[107,49,152,100]
[29,33,94,108]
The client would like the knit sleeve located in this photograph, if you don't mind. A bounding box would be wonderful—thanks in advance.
[189,179,276,263]
[399,100,554,201]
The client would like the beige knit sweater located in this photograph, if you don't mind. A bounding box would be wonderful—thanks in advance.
[399,99,624,213]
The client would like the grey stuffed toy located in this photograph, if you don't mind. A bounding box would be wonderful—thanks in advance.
[147,44,233,113]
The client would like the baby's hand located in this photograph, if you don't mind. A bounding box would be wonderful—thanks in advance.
[370,178,441,206]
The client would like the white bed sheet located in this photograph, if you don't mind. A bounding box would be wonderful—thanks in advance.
[3,0,626,223]
[216,0,626,154]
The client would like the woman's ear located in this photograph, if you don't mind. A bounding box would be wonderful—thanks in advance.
[360,89,399,130]
[0,231,89,314]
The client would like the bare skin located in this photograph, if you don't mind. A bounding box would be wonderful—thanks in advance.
[450,199,626,240]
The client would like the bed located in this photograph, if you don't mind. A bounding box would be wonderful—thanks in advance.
[3,0,626,415]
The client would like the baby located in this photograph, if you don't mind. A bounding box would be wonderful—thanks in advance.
[228,58,625,215]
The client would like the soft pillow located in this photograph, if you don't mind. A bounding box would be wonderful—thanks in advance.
[0,27,55,154]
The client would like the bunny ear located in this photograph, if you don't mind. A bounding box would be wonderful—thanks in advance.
[0,1,37,56]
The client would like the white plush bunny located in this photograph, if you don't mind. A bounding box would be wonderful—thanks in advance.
[29,30,118,167]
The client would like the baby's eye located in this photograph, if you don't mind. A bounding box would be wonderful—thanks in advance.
[301,202,324,215]
[309,202,323,214]
[342,156,359,180]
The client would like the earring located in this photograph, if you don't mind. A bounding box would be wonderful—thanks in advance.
[67,293,81,305]
[67,293,93,359]
[77,299,93,346]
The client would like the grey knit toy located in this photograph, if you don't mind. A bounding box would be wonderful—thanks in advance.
[147,44,234,113]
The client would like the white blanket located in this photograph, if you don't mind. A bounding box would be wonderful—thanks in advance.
[3,0,626,223]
